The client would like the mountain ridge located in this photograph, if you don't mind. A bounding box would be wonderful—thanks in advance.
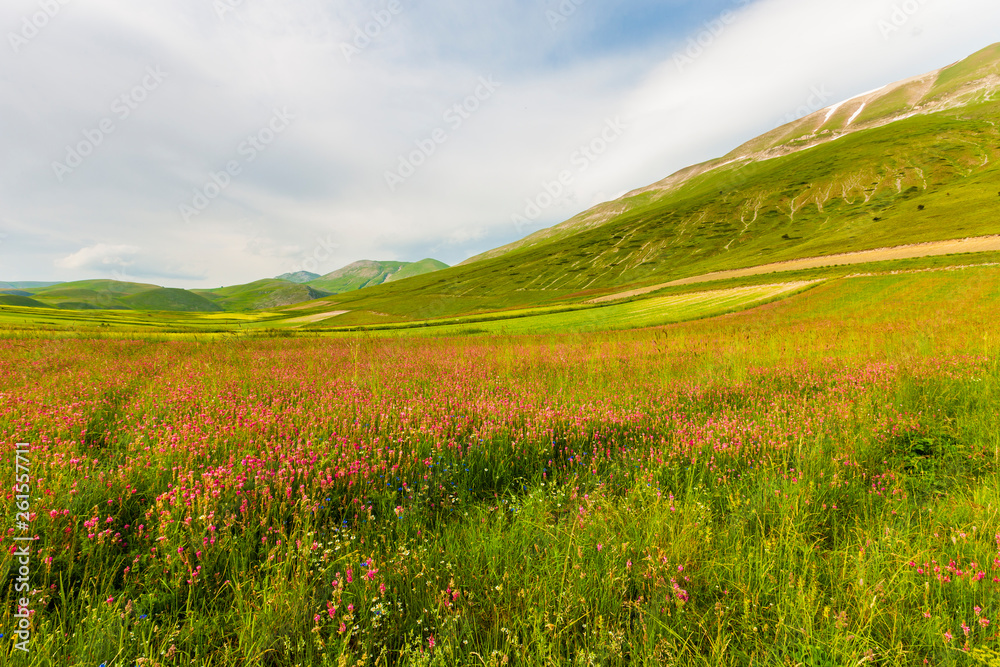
[459,42,1000,267]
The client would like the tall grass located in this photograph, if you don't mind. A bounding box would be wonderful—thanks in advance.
[1,272,999,666]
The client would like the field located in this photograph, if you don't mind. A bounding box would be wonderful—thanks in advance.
[2,266,1000,666]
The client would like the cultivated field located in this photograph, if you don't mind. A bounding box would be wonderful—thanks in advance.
[2,267,1000,666]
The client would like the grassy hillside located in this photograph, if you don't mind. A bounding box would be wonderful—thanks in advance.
[281,91,1000,324]
[196,280,331,311]
[384,258,450,283]
[307,259,448,294]
[0,294,53,308]
[275,271,321,284]
[123,287,224,312]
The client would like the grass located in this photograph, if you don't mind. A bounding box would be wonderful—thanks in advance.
[1,262,999,665]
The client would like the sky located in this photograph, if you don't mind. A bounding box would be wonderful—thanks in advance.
[1,0,998,287]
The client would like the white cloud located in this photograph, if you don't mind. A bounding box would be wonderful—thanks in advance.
[55,244,139,271]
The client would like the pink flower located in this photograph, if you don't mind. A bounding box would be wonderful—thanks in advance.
[428,635,435,649]
[944,630,952,643]
[597,544,602,552]
[980,618,990,628]
[346,569,353,584]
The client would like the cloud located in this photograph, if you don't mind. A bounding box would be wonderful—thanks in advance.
[55,244,139,271]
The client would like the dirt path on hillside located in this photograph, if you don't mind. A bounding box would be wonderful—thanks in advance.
[285,310,349,324]
[590,235,1000,303]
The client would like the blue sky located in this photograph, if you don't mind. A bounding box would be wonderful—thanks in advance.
[1,0,999,286]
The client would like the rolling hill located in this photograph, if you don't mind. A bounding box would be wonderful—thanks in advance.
[275,271,321,284]
[306,259,448,294]
[195,280,331,311]
[0,257,448,313]
[267,42,1000,325]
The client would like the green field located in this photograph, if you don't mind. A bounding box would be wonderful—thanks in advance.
[2,263,999,666]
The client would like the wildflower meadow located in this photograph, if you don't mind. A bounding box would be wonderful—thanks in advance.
[2,274,1000,666]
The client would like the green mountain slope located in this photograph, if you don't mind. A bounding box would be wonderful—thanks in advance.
[461,42,1000,267]
[22,280,162,310]
[277,43,1000,324]
[275,271,321,284]
[306,259,448,294]
[123,288,223,312]
[385,259,450,283]
[0,294,53,308]
[195,280,331,311]
[17,280,228,312]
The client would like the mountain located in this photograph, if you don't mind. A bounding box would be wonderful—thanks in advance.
[306,259,448,294]
[123,288,223,313]
[195,280,331,310]
[285,43,1000,324]
[385,258,450,283]
[275,271,321,284]
[24,280,163,310]
[0,259,447,313]
[461,42,1000,268]
[0,294,53,308]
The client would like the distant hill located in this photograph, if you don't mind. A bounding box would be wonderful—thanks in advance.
[0,281,63,289]
[0,294,53,308]
[307,259,448,294]
[123,288,224,312]
[275,271,321,284]
[196,280,331,311]
[385,258,450,283]
[0,260,446,313]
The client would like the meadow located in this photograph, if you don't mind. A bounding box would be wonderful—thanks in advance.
[2,267,1000,666]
